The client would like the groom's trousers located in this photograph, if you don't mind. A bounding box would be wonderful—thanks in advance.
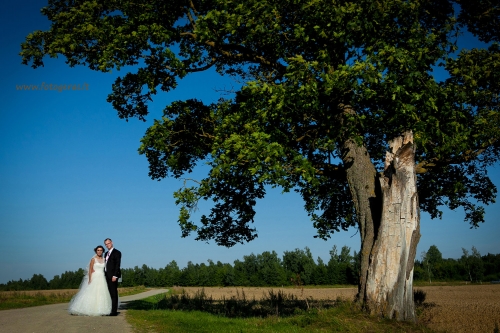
[106,278,119,315]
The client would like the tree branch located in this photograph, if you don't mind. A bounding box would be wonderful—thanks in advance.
[415,145,494,174]
[179,32,285,73]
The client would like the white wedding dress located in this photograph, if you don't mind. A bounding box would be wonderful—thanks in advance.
[68,256,112,316]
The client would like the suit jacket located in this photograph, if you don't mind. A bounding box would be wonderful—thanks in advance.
[105,248,122,279]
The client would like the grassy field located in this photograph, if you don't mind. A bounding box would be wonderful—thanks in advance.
[125,285,500,333]
[125,288,432,333]
[0,285,147,310]
[126,305,433,333]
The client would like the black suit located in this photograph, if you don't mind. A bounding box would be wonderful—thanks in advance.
[105,248,121,315]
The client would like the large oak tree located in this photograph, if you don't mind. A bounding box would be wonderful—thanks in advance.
[22,0,500,321]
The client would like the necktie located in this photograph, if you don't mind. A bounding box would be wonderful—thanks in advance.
[106,251,110,261]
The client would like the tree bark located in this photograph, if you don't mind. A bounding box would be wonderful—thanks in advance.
[340,136,379,305]
[343,129,420,321]
[338,106,381,306]
[365,131,420,321]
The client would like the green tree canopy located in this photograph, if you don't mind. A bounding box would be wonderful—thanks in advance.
[21,0,500,241]
[426,245,443,265]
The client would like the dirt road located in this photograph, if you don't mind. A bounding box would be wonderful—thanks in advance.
[0,289,168,333]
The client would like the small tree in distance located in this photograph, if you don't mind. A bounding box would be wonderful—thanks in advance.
[421,251,432,284]
[462,246,485,283]
[427,245,443,266]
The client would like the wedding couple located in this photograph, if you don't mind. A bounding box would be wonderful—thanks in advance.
[68,238,122,316]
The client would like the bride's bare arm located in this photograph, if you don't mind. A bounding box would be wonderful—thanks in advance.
[88,258,95,284]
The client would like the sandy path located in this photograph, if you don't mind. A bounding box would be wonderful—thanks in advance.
[0,289,168,333]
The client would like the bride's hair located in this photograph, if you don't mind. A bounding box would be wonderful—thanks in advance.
[94,245,105,254]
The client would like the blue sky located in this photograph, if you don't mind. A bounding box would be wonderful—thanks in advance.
[1,0,498,284]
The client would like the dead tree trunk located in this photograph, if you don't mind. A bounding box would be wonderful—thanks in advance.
[342,130,420,321]
[364,131,420,321]
[339,104,420,321]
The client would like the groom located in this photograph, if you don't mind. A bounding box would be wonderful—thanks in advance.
[104,238,121,316]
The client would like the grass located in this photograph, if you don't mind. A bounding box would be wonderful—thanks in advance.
[0,290,75,310]
[413,280,479,287]
[119,285,148,296]
[126,290,435,333]
[0,285,148,310]
[297,284,357,289]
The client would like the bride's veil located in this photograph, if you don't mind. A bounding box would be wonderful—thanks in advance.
[69,255,96,305]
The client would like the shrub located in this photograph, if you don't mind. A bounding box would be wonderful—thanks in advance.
[129,288,337,318]
[413,289,426,307]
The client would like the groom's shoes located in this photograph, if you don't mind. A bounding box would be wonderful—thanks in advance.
[107,312,119,316]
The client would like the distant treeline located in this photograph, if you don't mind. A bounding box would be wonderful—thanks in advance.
[1,245,499,291]
[414,245,500,283]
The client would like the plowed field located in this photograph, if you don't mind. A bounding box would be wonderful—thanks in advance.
[418,284,500,333]
[173,286,358,301]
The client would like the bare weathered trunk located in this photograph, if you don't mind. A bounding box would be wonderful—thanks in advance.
[341,125,420,321]
[365,131,420,321]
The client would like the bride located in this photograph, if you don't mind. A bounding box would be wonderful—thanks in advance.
[68,245,112,316]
